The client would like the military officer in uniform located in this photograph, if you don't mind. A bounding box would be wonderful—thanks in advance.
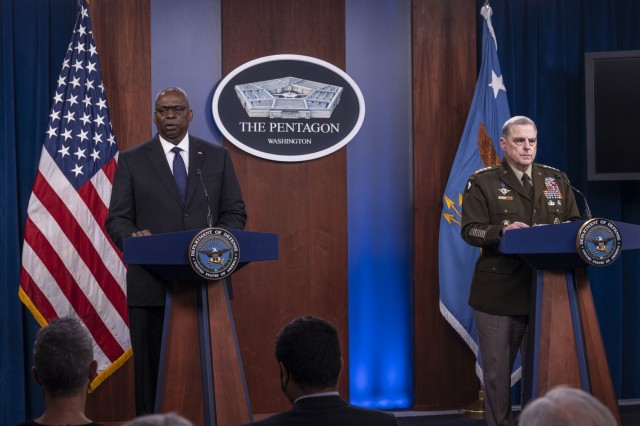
[460,116,582,426]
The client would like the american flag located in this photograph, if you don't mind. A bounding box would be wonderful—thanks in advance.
[19,0,130,389]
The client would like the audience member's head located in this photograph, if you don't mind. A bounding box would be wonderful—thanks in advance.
[123,412,194,426]
[33,316,96,397]
[275,316,342,402]
[518,385,616,426]
[27,316,98,426]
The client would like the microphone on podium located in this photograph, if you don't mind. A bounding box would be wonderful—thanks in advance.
[556,174,592,220]
[196,168,214,228]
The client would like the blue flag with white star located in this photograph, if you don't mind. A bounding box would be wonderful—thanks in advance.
[437,4,512,383]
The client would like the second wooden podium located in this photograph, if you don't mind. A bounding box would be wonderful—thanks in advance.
[498,219,640,425]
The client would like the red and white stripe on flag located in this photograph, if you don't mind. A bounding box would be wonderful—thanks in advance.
[18,0,130,390]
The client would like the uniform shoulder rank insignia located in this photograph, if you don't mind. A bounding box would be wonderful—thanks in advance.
[473,164,499,175]
[538,163,561,172]
[465,176,475,192]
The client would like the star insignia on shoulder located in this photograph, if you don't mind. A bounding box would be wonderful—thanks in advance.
[473,164,499,175]
[539,164,561,172]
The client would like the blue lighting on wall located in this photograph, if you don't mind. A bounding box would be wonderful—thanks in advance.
[346,0,413,409]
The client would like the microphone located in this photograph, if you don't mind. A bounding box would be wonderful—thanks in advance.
[556,174,592,220]
[196,168,214,228]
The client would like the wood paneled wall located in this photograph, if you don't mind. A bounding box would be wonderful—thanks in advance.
[412,0,480,410]
[89,0,151,152]
[85,0,483,421]
[85,0,151,421]
[221,0,350,416]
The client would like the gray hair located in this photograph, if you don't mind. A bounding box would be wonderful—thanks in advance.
[518,386,617,426]
[501,115,537,139]
[33,317,94,397]
[155,87,190,106]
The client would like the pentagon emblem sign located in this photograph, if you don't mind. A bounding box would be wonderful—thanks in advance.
[189,228,240,280]
[576,218,622,267]
[212,54,365,162]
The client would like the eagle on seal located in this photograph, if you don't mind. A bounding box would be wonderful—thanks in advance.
[199,247,230,264]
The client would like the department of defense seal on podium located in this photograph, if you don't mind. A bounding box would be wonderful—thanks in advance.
[576,218,622,267]
[188,227,240,280]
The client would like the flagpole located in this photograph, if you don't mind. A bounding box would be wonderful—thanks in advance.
[438,0,511,419]
[461,1,491,420]
[460,388,485,419]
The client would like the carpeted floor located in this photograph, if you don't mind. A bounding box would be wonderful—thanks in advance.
[395,412,485,426]
[393,402,640,425]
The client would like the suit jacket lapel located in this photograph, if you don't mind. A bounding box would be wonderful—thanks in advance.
[186,137,206,206]
[145,135,183,206]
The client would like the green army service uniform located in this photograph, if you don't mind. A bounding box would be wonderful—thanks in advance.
[460,158,581,426]
[461,159,581,315]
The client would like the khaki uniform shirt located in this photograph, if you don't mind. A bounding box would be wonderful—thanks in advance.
[461,159,581,315]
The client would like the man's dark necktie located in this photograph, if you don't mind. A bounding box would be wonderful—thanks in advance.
[171,146,187,203]
[521,173,533,199]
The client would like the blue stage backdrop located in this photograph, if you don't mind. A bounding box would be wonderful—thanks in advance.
[346,0,414,408]
[151,0,222,143]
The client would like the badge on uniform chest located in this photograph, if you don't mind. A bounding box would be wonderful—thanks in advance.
[543,177,563,204]
[497,181,513,200]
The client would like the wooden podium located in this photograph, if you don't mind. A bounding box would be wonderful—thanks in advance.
[124,228,278,426]
[498,220,640,425]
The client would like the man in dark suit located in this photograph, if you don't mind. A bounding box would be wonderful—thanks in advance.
[106,87,247,415]
[461,116,581,426]
[244,316,398,426]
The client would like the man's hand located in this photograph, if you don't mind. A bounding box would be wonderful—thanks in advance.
[502,221,529,234]
[131,229,152,237]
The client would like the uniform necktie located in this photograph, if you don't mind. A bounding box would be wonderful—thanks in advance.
[521,173,533,199]
[171,146,187,203]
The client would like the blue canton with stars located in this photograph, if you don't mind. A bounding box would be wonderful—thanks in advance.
[44,1,117,190]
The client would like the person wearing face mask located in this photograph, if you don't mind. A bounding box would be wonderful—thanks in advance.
[460,116,581,426]
[243,316,397,426]
[106,87,247,416]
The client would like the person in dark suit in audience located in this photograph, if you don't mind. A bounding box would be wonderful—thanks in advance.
[19,317,101,426]
[243,316,398,426]
[106,86,247,415]
[518,385,616,426]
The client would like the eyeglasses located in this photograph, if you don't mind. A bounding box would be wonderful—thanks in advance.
[155,105,188,116]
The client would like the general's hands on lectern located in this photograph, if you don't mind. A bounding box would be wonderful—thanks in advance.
[502,221,530,233]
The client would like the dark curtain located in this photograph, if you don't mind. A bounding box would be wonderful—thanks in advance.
[1,0,75,423]
[484,0,640,398]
